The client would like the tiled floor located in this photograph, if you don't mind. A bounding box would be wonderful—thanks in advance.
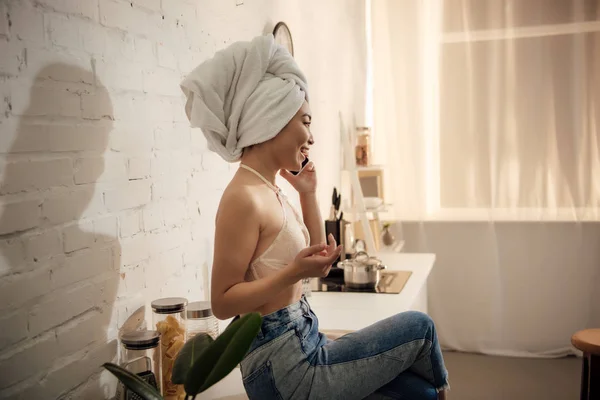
[442,351,582,400]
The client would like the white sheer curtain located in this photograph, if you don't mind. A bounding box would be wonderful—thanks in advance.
[370,0,600,357]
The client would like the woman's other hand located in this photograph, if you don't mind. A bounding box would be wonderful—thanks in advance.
[290,234,342,280]
[280,160,317,194]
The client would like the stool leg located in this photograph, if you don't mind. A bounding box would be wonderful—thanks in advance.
[590,354,599,400]
[581,353,589,400]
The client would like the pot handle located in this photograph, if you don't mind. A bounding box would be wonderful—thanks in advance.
[353,239,366,253]
[353,251,369,260]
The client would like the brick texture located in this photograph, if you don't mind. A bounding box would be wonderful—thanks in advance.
[0,159,72,194]
[0,0,364,398]
[0,2,9,37]
[35,0,100,21]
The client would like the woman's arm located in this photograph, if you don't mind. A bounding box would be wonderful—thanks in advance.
[210,189,294,319]
[300,192,325,246]
[280,162,325,246]
[211,189,342,319]
[210,188,334,319]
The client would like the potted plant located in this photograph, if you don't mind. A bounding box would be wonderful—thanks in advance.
[103,313,261,400]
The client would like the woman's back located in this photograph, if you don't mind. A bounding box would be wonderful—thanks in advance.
[215,164,310,315]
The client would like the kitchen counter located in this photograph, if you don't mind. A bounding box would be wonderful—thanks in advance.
[308,252,435,331]
[208,252,435,399]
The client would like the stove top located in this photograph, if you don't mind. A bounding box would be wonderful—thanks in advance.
[310,269,412,294]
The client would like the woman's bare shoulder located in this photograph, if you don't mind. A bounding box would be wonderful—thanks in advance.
[216,179,262,222]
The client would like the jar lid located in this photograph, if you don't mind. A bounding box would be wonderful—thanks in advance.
[120,330,160,350]
[187,301,213,319]
[151,297,188,314]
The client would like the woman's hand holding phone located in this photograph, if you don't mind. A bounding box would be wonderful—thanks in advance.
[280,159,317,194]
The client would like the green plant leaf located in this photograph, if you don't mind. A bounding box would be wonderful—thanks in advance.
[184,313,262,395]
[103,362,163,400]
[172,333,214,384]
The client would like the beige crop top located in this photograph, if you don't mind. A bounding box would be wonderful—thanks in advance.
[240,164,310,281]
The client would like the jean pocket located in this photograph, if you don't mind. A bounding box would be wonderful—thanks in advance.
[242,361,283,400]
[297,312,318,342]
[293,313,319,357]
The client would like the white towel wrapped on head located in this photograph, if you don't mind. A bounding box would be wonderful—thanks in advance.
[180,34,309,162]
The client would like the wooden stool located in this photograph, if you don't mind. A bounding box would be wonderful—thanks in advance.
[571,329,600,400]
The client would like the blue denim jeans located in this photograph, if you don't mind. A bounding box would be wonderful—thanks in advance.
[240,296,449,400]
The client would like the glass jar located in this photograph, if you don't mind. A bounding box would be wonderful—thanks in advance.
[186,301,219,340]
[151,297,187,400]
[117,330,162,399]
[355,127,372,166]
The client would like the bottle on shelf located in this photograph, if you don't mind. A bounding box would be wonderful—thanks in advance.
[355,127,372,167]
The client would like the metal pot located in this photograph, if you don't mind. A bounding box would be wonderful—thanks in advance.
[337,251,387,289]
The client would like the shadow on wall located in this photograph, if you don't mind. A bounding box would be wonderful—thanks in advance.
[0,63,120,398]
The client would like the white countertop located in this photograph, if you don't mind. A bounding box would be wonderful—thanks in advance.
[308,252,436,331]
[208,252,436,399]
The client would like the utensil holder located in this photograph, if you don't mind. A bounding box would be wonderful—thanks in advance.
[325,219,343,265]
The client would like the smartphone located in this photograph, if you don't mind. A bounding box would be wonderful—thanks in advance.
[290,157,309,175]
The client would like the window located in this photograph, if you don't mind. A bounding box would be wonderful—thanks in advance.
[436,0,600,218]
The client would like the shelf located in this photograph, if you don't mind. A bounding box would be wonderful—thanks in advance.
[343,164,386,172]
[365,204,392,213]
[343,204,393,214]
[367,204,392,213]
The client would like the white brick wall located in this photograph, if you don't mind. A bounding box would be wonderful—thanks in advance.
[10,4,45,44]
[35,0,100,21]
[0,2,9,38]
[1,158,72,194]
[99,0,155,37]
[0,200,42,235]
[127,156,151,180]
[0,0,365,398]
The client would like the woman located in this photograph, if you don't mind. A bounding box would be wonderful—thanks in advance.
[181,34,449,400]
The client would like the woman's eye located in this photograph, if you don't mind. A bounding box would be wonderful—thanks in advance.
[304,122,311,127]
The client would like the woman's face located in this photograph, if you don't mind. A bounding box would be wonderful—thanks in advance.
[271,101,314,171]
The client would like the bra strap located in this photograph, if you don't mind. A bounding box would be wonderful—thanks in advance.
[240,164,280,194]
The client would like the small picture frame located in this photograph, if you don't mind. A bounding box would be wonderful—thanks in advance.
[358,168,384,199]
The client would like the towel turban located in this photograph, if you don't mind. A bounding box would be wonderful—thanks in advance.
[180,34,309,162]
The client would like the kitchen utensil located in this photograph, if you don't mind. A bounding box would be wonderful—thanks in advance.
[342,220,355,259]
[117,331,162,399]
[329,207,336,220]
[119,357,159,400]
[329,187,338,220]
[118,305,146,335]
[337,250,387,289]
